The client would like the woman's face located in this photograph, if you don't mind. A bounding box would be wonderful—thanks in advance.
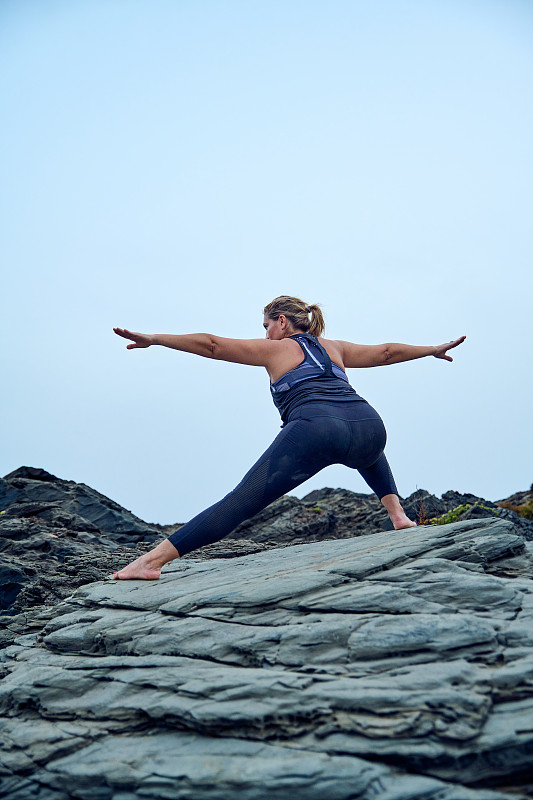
[263,314,287,340]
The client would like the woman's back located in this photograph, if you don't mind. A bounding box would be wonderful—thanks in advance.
[267,336,346,384]
[270,334,364,426]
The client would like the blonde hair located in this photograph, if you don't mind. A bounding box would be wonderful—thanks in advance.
[263,295,325,337]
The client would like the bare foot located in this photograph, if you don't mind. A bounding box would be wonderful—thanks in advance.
[380,494,417,531]
[391,513,417,530]
[112,539,180,580]
[113,553,162,580]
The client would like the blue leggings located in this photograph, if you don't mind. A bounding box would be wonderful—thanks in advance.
[168,400,398,556]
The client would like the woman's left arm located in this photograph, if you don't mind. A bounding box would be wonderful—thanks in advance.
[381,336,466,365]
[338,336,466,367]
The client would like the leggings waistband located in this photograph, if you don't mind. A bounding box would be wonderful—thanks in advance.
[287,399,381,423]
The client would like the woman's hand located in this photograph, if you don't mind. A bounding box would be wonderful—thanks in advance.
[113,328,154,349]
[433,336,466,362]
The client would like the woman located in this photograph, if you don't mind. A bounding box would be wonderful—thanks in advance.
[112,296,465,580]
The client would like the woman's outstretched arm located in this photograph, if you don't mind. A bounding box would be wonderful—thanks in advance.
[338,336,466,368]
[112,327,287,368]
[114,328,218,357]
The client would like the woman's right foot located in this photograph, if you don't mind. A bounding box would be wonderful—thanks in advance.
[112,538,180,580]
[113,553,162,580]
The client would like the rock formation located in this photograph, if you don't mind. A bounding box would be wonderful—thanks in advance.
[1,467,533,798]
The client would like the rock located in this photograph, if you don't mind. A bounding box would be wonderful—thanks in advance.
[401,489,533,539]
[442,490,499,508]
[492,506,533,538]
[232,487,533,547]
[3,466,60,482]
[1,466,162,541]
[0,478,20,508]
[0,565,26,611]
[0,467,171,626]
[0,510,152,622]
[0,723,514,800]
[496,487,533,538]
[497,486,533,507]
[1,517,533,798]
[1,466,532,634]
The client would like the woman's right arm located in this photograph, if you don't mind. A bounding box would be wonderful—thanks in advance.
[114,328,215,356]
[113,328,288,368]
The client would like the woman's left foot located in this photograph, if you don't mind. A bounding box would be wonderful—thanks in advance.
[392,513,417,530]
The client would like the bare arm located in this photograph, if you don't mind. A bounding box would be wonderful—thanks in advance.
[113,328,283,367]
[338,336,466,368]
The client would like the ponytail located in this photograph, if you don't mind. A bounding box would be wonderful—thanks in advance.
[306,304,325,337]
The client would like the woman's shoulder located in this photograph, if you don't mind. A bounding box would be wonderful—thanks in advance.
[316,337,346,370]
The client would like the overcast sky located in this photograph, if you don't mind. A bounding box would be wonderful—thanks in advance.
[2,0,531,525]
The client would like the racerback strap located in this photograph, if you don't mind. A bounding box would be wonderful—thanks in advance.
[290,333,334,376]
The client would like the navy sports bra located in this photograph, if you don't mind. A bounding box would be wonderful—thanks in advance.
[270,334,364,424]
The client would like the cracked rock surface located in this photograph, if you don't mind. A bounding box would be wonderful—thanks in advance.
[2,516,533,798]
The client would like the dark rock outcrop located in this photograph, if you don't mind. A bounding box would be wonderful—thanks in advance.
[0,467,168,623]
[227,484,533,549]
[0,466,164,542]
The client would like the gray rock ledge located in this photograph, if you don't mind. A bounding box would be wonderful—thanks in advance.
[1,517,533,799]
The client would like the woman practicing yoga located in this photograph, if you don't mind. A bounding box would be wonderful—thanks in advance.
[112,295,465,580]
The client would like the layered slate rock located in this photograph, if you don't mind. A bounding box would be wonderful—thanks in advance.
[1,517,533,799]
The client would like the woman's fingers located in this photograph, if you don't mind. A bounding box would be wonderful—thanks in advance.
[447,335,466,349]
[113,327,151,348]
[113,327,134,340]
[434,335,466,361]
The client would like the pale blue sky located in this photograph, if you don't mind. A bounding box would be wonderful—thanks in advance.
[2,0,531,524]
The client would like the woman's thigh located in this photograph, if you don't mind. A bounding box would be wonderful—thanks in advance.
[167,417,348,556]
[240,416,347,506]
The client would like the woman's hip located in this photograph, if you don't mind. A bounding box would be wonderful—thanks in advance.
[287,398,383,424]
[286,400,387,468]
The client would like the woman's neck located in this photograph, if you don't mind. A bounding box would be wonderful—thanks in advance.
[283,328,307,339]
